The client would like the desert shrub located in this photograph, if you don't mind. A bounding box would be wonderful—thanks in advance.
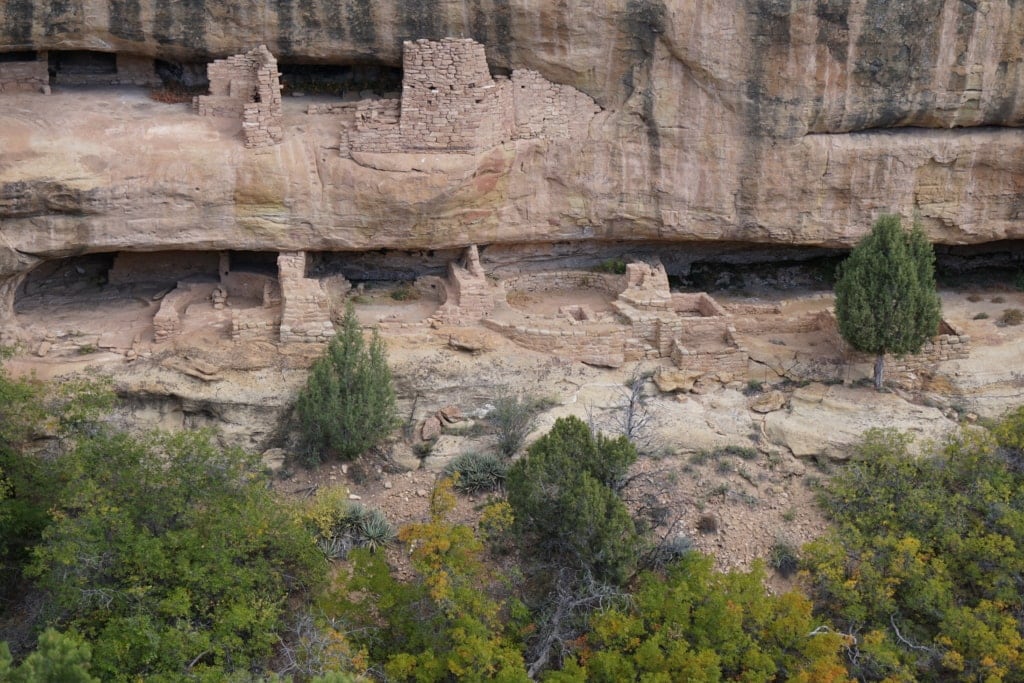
[488,392,545,457]
[715,444,759,460]
[768,539,799,578]
[1000,308,1024,326]
[306,490,395,558]
[991,295,1006,303]
[295,304,397,464]
[593,258,627,275]
[390,283,420,301]
[973,311,989,320]
[697,513,719,534]
[443,452,509,493]
[966,293,982,303]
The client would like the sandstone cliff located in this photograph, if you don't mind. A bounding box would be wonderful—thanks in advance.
[3,0,1024,290]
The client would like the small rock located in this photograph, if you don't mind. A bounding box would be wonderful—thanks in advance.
[383,481,393,489]
[415,488,428,498]
[420,416,443,441]
[348,494,361,501]
[654,367,702,393]
[438,405,462,423]
[341,464,349,474]
[260,448,287,473]
[750,390,787,413]
[35,341,51,357]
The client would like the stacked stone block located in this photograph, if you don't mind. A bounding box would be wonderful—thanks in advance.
[231,308,281,341]
[511,70,601,140]
[0,59,50,94]
[277,252,334,343]
[195,45,283,148]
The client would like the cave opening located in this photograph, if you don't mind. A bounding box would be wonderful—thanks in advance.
[0,51,38,62]
[277,62,402,98]
[48,51,117,82]
[154,59,210,90]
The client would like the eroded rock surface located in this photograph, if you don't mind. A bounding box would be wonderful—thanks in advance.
[3,1,1024,295]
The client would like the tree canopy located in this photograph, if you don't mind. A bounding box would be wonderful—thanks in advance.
[295,303,397,464]
[833,214,941,389]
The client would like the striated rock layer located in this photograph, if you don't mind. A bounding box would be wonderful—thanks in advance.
[3,0,1024,290]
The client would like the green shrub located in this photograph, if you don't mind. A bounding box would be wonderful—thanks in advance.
[973,311,989,320]
[593,258,627,275]
[966,293,983,303]
[443,452,509,493]
[390,283,420,301]
[991,295,1006,304]
[295,304,397,465]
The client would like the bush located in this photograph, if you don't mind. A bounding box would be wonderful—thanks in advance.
[1000,308,1024,326]
[306,490,396,559]
[973,311,989,320]
[966,293,983,303]
[443,452,509,494]
[593,258,627,275]
[769,539,799,578]
[991,295,1006,303]
[295,304,397,464]
[389,283,420,301]
[488,392,543,458]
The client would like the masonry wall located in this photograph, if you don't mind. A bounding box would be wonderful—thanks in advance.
[195,46,283,148]
[511,69,601,140]
[278,252,334,343]
[0,58,49,94]
[503,270,625,296]
[483,319,626,367]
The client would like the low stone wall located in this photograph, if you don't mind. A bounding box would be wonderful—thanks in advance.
[221,271,278,303]
[672,292,728,316]
[817,311,971,381]
[503,270,624,296]
[671,328,749,378]
[0,60,49,94]
[483,318,626,367]
[730,310,823,335]
[153,283,204,342]
[231,307,281,341]
[307,102,359,115]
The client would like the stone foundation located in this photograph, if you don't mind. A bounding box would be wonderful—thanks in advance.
[0,57,49,94]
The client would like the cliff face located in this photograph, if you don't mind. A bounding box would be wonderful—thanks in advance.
[3,0,1024,284]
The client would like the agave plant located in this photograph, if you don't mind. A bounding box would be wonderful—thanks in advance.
[357,509,397,553]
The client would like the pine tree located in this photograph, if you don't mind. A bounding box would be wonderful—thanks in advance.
[834,214,942,390]
[296,304,397,463]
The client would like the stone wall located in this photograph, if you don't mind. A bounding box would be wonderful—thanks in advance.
[511,69,600,140]
[195,45,283,148]
[0,57,49,94]
[483,318,626,368]
[430,246,496,325]
[277,251,334,343]
[349,38,598,155]
[503,270,624,296]
[152,282,205,342]
[817,311,971,383]
[231,307,280,341]
[671,328,749,378]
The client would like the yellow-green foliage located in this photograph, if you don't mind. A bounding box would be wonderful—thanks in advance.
[804,415,1024,681]
[545,554,851,683]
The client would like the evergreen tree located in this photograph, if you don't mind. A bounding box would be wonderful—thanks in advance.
[833,214,941,389]
[506,416,639,584]
[296,304,397,463]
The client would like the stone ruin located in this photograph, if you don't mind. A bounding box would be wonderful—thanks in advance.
[194,45,284,148]
[349,38,600,154]
[0,52,49,94]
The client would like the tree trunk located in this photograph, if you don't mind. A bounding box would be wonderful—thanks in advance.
[873,354,885,391]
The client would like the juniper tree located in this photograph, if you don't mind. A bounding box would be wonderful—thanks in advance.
[295,304,397,463]
[834,214,941,390]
